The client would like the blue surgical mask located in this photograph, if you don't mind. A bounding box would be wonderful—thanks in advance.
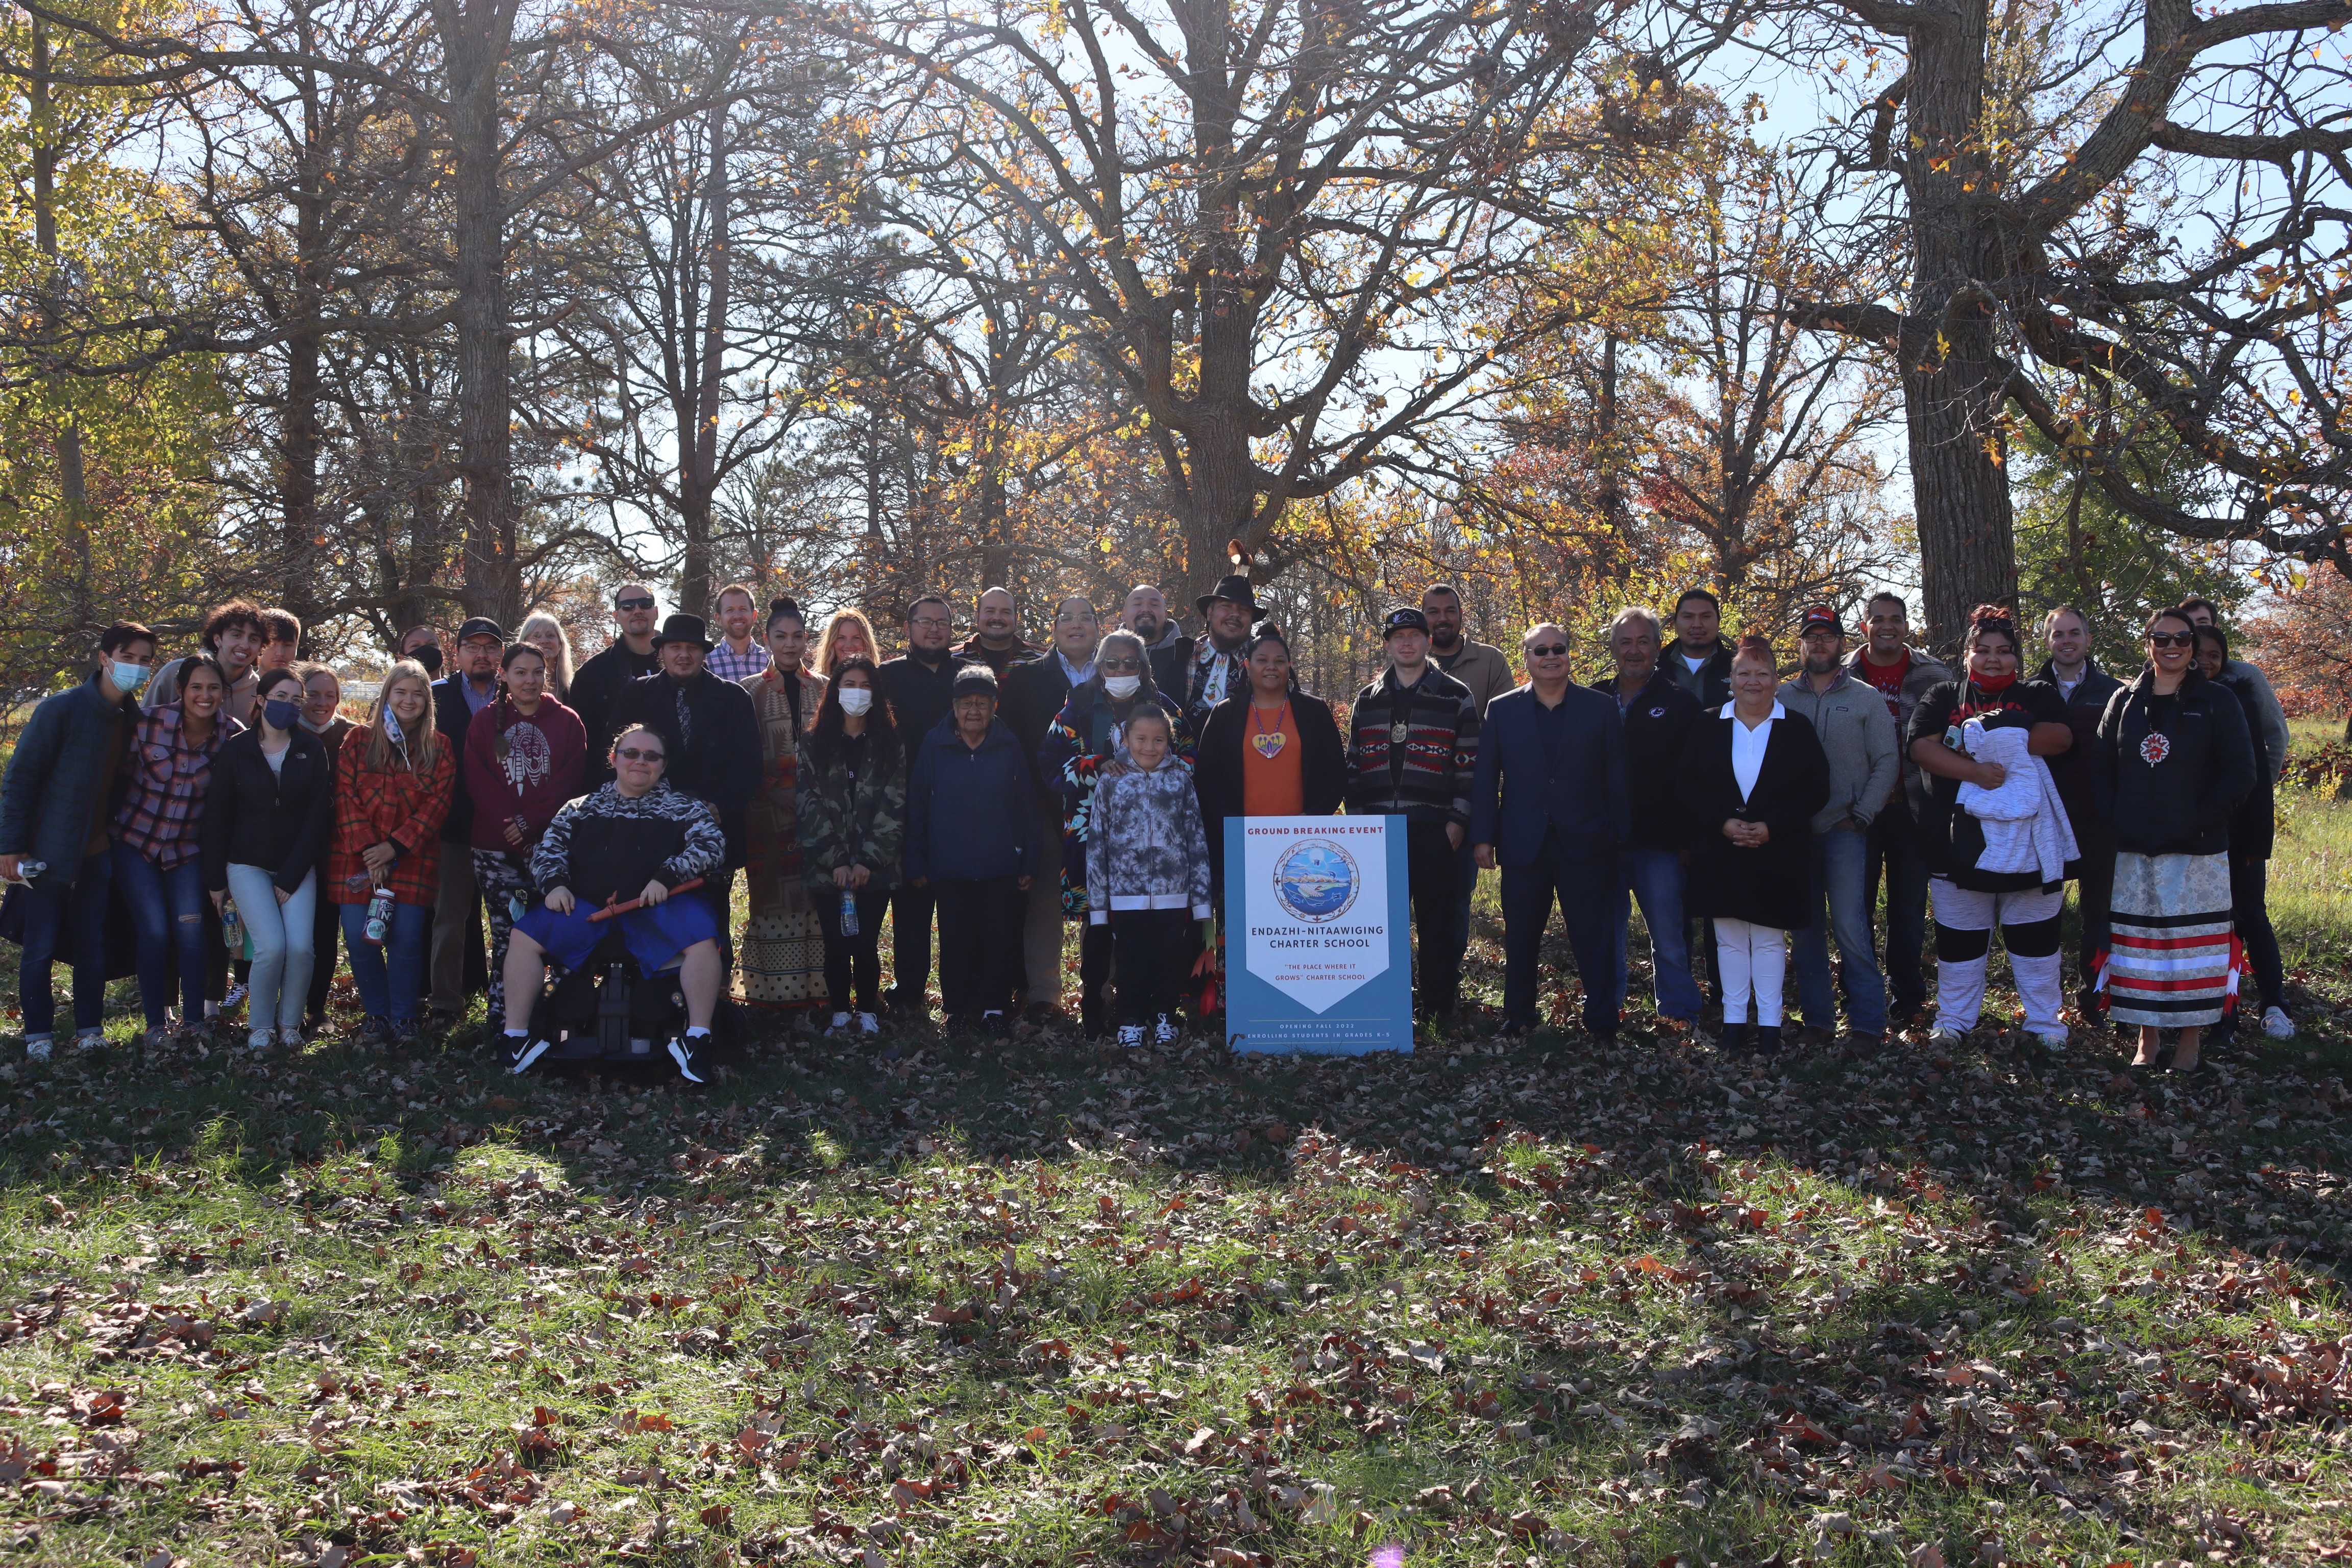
[263,697,301,731]
[110,660,152,695]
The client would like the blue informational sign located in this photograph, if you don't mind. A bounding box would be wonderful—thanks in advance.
[1223,815,1414,1055]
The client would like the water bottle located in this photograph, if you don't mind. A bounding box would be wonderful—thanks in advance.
[838,888,859,937]
[7,859,44,886]
[508,890,529,923]
[364,883,397,945]
[221,898,242,950]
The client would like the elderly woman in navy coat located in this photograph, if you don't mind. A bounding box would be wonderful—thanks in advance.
[1469,623,1630,1039]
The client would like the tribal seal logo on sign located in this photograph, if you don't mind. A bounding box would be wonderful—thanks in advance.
[1273,839,1360,923]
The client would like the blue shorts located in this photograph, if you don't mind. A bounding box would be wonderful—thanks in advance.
[513,895,719,975]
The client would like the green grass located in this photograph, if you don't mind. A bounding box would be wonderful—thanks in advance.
[0,797,2349,1562]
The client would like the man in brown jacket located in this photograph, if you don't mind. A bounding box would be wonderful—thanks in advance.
[1422,583,1514,963]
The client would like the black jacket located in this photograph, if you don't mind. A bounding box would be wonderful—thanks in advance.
[1591,672,1702,851]
[1144,632,1194,701]
[2214,667,2276,859]
[608,670,763,866]
[903,717,1042,884]
[1658,639,1733,709]
[0,672,140,889]
[1679,708,1831,931]
[431,675,494,844]
[569,639,659,765]
[1000,654,1079,803]
[200,727,332,895]
[1192,691,1345,874]
[877,652,964,748]
[2030,657,2125,849]
[2093,667,2257,857]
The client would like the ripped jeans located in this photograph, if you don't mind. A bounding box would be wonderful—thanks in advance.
[112,843,211,1029]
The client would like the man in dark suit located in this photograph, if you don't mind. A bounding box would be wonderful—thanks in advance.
[1000,593,1096,1016]
[428,616,505,1025]
[876,594,966,1012]
[1469,622,1630,1039]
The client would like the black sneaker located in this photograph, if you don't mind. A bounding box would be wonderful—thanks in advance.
[981,1012,1010,1040]
[668,1033,709,1084]
[503,1032,551,1074]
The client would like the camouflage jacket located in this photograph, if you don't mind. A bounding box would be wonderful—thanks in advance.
[795,740,907,890]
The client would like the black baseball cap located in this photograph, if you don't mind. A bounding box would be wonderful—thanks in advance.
[951,664,999,700]
[1382,606,1432,639]
[455,617,506,644]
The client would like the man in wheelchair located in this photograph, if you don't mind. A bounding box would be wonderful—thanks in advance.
[501,723,729,1081]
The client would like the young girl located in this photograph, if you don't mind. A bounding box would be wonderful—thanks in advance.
[328,659,453,1044]
[202,665,333,1052]
[1082,707,1212,1047]
[798,655,905,1036]
[463,643,587,1033]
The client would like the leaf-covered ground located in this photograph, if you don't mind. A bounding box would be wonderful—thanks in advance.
[4,841,2352,1564]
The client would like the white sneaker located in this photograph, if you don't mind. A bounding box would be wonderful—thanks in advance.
[24,1036,52,1062]
[247,1028,274,1054]
[1928,1026,1966,1048]
[2264,1006,2294,1040]
[72,1030,107,1052]
[223,983,248,1012]
[856,1012,879,1035]
[1117,1023,1145,1048]
[825,1012,851,1037]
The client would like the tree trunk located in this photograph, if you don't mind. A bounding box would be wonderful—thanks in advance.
[446,7,519,628]
[29,14,90,630]
[1901,0,2017,647]
[1166,412,1260,613]
[681,99,728,619]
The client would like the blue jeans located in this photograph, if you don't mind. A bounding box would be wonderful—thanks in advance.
[340,900,430,1025]
[225,865,316,1033]
[1615,846,1704,1021]
[1792,824,1887,1035]
[1499,836,1621,1033]
[18,850,112,1037]
[111,844,209,1028]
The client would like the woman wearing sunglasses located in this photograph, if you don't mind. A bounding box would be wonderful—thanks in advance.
[2092,607,2257,1072]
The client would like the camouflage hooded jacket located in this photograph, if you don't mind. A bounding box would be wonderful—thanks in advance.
[795,734,907,890]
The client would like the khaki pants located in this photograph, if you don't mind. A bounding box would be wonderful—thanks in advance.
[428,844,479,1015]
[1023,800,1066,1007]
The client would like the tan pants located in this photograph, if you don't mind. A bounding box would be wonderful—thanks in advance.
[1023,800,1066,1006]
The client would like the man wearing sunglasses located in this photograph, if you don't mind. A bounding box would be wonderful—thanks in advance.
[569,583,663,769]
[1469,624,1628,1039]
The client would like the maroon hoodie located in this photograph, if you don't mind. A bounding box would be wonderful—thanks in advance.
[463,694,588,853]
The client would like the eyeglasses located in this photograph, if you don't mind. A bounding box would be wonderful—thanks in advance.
[616,597,655,612]
[615,746,666,763]
[2148,632,2195,648]
[1097,658,1141,672]
[1526,644,1569,659]
[909,617,951,630]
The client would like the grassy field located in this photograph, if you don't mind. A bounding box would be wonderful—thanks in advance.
[0,795,2349,1564]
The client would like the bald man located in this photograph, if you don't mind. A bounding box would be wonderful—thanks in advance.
[1122,583,1192,693]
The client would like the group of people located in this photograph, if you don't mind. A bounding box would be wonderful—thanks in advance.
[0,575,2294,1074]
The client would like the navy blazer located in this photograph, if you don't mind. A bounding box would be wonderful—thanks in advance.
[1469,682,1630,866]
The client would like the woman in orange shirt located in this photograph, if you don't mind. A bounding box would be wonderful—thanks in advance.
[1192,621,1345,896]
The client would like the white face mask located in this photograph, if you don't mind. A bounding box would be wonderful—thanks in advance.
[837,686,874,716]
[1103,674,1142,699]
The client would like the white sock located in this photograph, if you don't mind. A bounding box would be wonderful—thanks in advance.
[2013,950,2066,1035]
[505,1027,528,1038]
[686,1026,710,1038]
[1938,952,1989,1033]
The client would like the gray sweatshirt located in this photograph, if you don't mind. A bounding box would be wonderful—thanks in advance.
[1776,668,1900,832]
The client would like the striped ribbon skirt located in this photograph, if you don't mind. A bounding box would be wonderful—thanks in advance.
[2105,850,2237,1028]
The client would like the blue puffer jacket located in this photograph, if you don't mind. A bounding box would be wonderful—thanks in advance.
[903,716,1040,884]
[0,672,140,890]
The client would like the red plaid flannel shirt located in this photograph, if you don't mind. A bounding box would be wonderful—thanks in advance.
[112,704,242,869]
[327,735,455,906]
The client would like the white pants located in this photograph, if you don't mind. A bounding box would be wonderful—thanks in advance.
[226,864,316,1032]
[1714,918,1787,1026]
[1928,877,2067,1040]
